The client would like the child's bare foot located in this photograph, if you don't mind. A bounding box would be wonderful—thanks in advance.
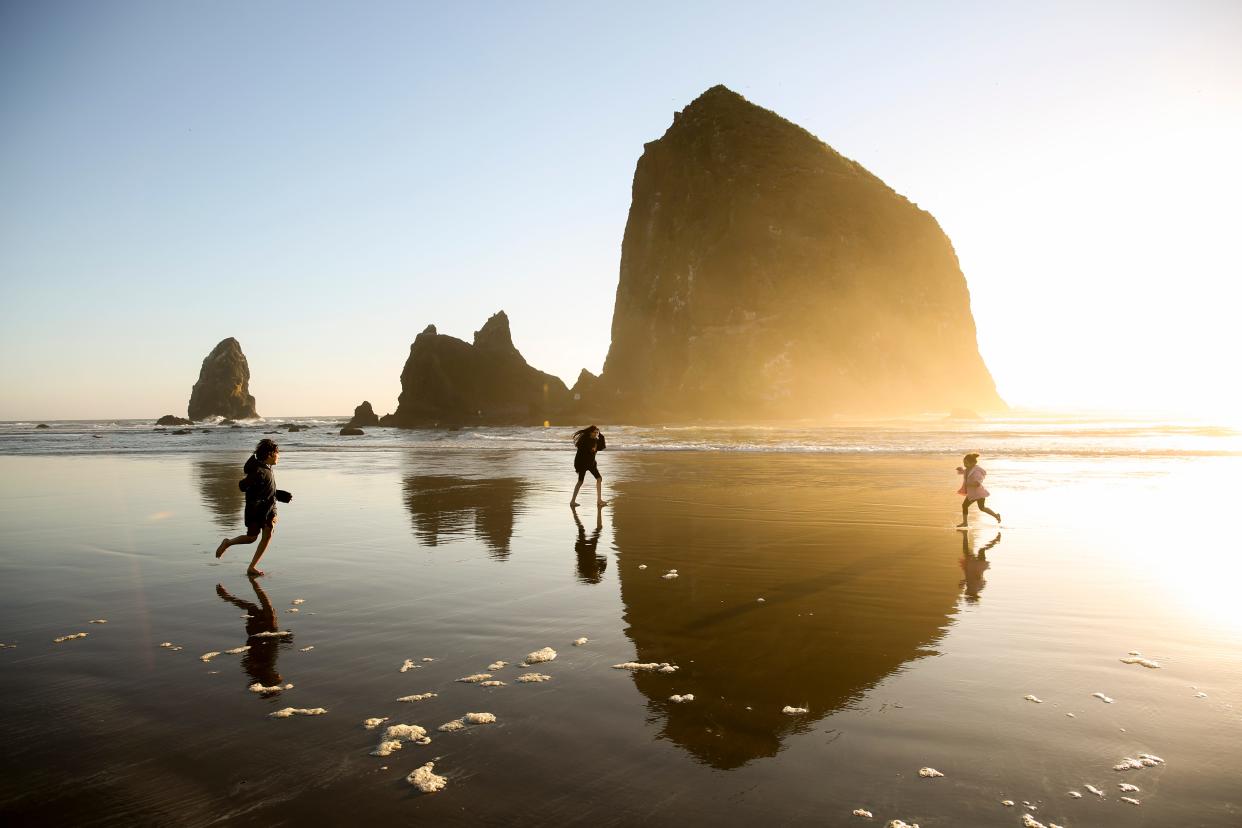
[995,513,1002,523]
[215,539,229,558]
[597,500,608,507]
[247,568,265,578]
[570,501,580,507]
[956,522,968,529]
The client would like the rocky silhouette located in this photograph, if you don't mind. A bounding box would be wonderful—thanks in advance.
[383,312,570,427]
[187,338,259,421]
[344,401,380,430]
[589,85,1003,420]
[156,415,191,426]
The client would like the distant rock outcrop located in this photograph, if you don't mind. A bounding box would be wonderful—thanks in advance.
[345,401,380,430]
[156,415,192,426]
[591,85,1004,420]
[339,426,365,436]
[384,313,570,427]
[187,338,259,421]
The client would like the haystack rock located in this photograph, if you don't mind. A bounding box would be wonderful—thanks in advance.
[592,85,1004,420]
[384,312,570,427]
[187,338,259,421]
[345,401,380,429]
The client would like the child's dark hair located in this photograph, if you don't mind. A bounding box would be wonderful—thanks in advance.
[963,452,980,464]
[255,438,280,461]
[572,425,598,445]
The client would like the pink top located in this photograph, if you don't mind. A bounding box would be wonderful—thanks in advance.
[957,465,990,498]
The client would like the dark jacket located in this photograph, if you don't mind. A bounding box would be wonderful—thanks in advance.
[240,454,277,530]
[574,432,605,470]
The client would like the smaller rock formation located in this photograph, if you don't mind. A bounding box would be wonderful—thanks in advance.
[35,423,50,429]
[384,312,571,427]
[156,415,192,426]
[187,338,259,421]
[344,401,380,430]
[340,426,364,436]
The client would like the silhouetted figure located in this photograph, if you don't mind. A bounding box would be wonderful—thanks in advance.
[572,505,607,584]
[215,439,292,576]
[960,530,1001,603]
[956,452,1001,528]
[216,577,285,689]
[570,425,607,507]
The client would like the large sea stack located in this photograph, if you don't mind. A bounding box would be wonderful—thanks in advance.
[384,312,570,427]
[592,85,1004,420]
[187,337,259,421]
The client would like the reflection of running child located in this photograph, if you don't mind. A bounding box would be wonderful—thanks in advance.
[570,425,607,508]
[956,452,1001,528]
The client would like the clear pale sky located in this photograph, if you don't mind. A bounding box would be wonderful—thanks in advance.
[2,1,1239,420]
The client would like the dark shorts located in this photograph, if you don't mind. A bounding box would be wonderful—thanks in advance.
[575,461,601,482]
[245,510,276,536]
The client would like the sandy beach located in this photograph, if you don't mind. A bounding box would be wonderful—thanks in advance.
[1,423,1240,825]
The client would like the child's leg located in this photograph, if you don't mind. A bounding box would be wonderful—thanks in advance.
[594,470,606,506]
[571,470,586,506]
[217,533,258,558]
[976,497,1001,522]
[957,498,973,527]
[247,522,274,576]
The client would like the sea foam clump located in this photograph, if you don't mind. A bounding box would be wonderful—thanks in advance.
[1084,784,1104,797]
[1119,783,1140,792]
[248,682,293,694]
[479,680,506,687]
[1120,655,1161,669]
[400,659,418,673]
[225,646,250,655]
[573,637,589,646]
[517,673,551,683]
[1121,796,1141,805]
[159,642,182,651]
[199,651,221,662]
[669,694,694,703]
[372,723,429,756]
[89,619,108,624]
[407,762,446,793]
[1092,692,1115,704]
[613,662,678,673]
[269,707,326,718]
[852,808,873,818]
[782,706,808,715]
[523,647,557,665]
[457,673,493,683]
[54,633,88,643]
[397,693,437,703]
[363,717,389,730]
[887,821,919,828]
[439,712,497,732]
[917,768,944,778]
[488,661,508,670]
[1024,695,1043,703]
[251,630,292,638]
[291,598,305,605]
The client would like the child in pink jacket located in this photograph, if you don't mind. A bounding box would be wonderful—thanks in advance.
[956,453,1001,528]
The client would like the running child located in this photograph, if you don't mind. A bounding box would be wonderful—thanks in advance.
[956,452,1001,528]
[215,438,292,576]
[570,425,607,507]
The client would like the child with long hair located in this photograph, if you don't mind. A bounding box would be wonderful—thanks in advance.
[215,438,292,576]
[570,425,607,507]
[956,452,1000,528]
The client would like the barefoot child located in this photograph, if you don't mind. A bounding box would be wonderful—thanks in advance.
[956,452,1000,528]
[570,425,607,507]
[215,439,292,576]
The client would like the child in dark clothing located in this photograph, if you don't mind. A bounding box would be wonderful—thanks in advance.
[215,439,291,576]
[570,425,607,507]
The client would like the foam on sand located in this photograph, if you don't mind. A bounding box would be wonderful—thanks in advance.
[1118,783,1139,792]
[1024,695,1043,703]
[523,647,557,665]
[1068,792,1082,798]
[917,768,944,778]
[291,599,305,605]
[1084,784,1104,797]
[488,661,508,670]
[662,572,679,580]
[517,673,551,683]
[638,565,647,570]
[1121,796,1141,805]
[1001,800,1014,807]
[1195,691,1208,698]
[613,662,678,673]
[400,659,418,673]
[53,633,88,643]
[573,637,589,646]
[457,673,493,683]
[159,642,183,651]
[407,762,446,794]
[249,682,293,694]
[269,707,326,718]
[852,808,873,818]
[439,712,498,732]
[669,694,694,703]
[1115,753,1164,771]
[225,646,251,655]
[363,717,389,730]
[438,719,465,733]
[287,608,299,613]
[782,706,808,715]
[422,657,435,662]
[397,693,437,703]
[1091,692,1115,704]
[251,630,292,638]
[887,821,919,828]
[199,651,221,662]
[1120,655,1161,668]
[479,680,506,687]
[89,619,108,624]
[299,646,314,652]
[372,723,430,756]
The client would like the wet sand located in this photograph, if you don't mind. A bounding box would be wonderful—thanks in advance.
[0,446,1239,825]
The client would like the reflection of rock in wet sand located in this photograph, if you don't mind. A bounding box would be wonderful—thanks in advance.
[402,474,529,559]
[194,457,246,530]
[611,454,964,769]
[216,580,286,689]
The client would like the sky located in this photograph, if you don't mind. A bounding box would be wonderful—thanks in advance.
[1,1,1240,421]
